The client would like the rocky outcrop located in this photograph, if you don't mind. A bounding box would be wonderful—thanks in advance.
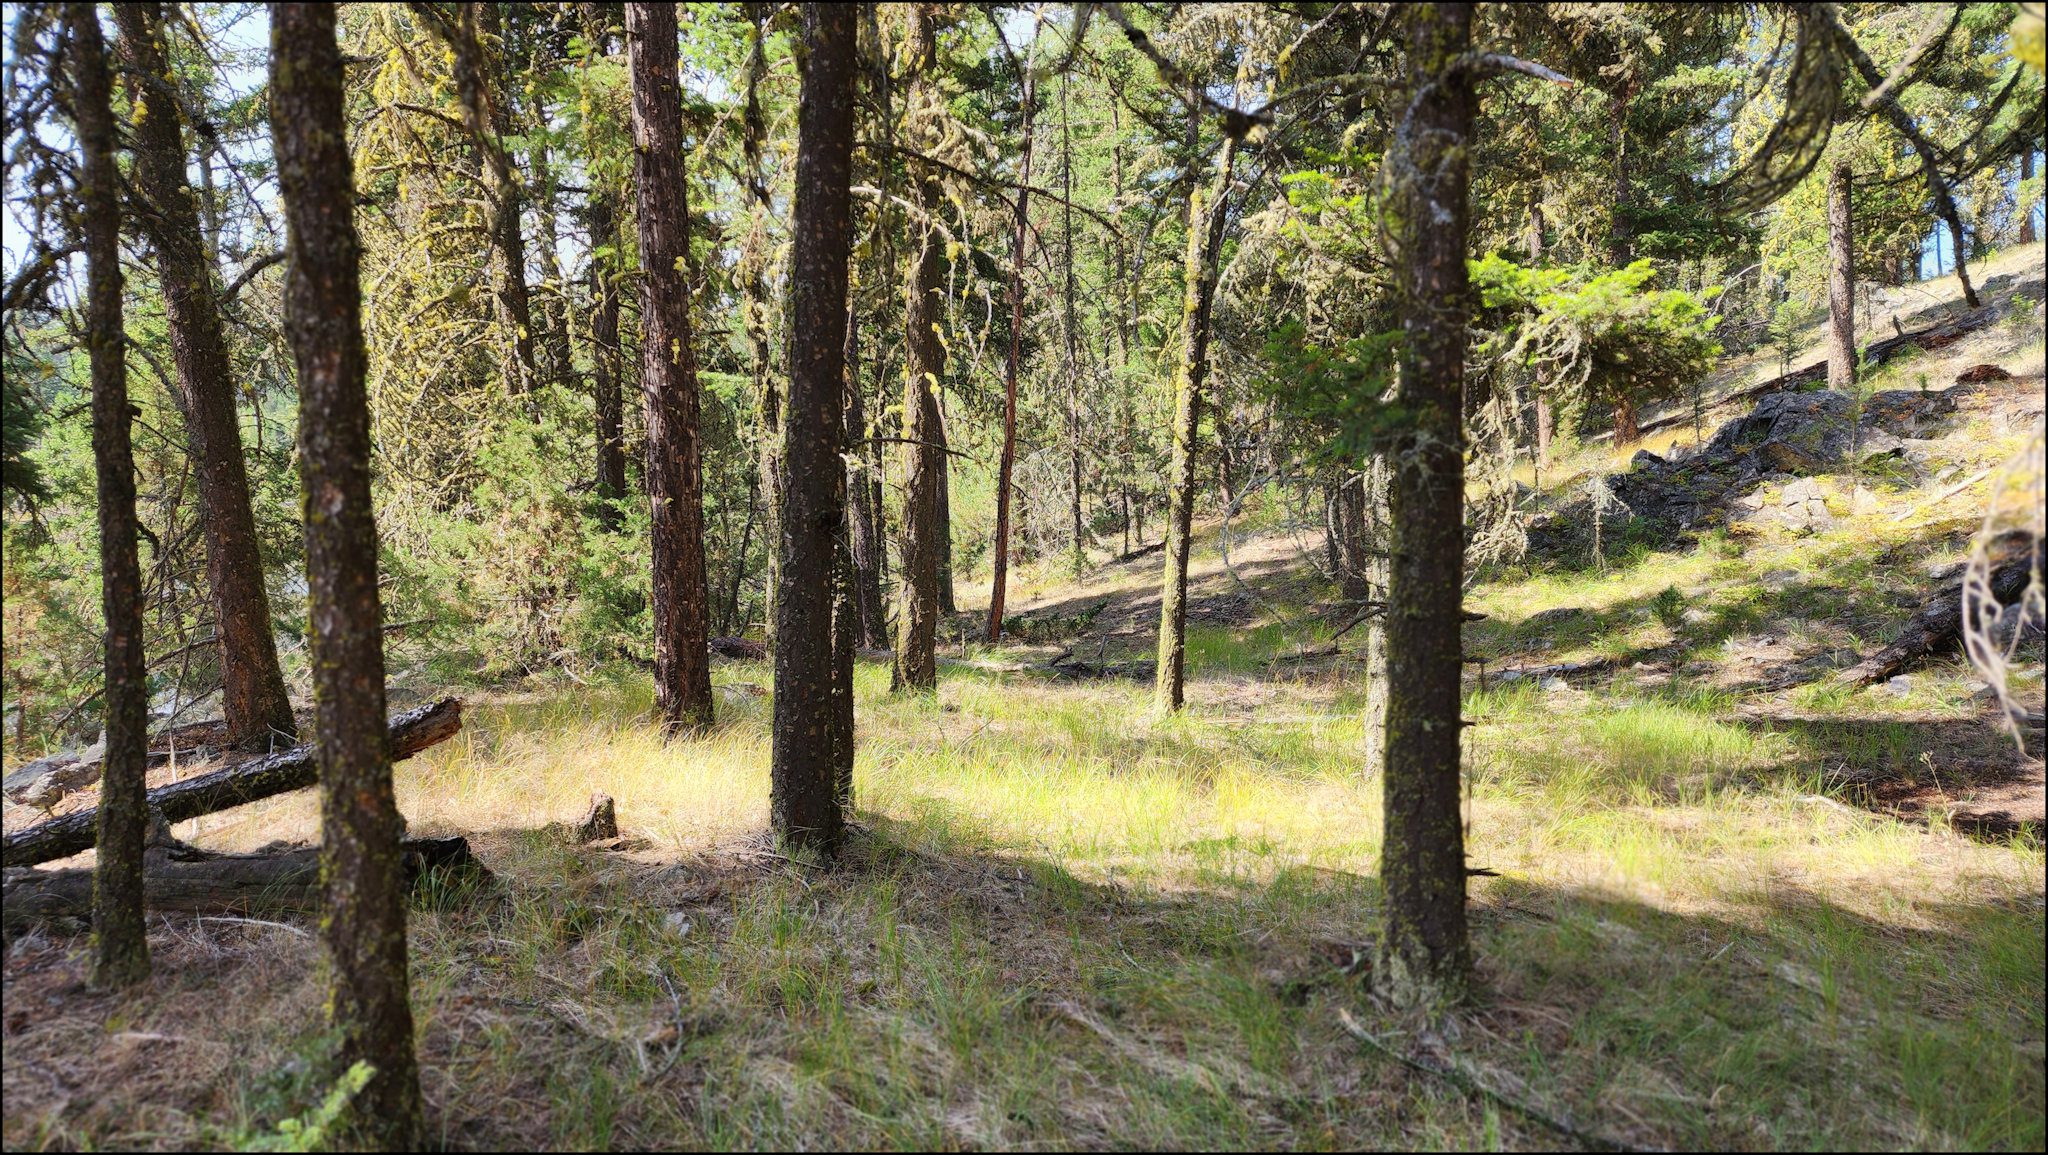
[1529,383,1967,559]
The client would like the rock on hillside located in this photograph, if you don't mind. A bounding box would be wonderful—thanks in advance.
[1531,382,1967,556]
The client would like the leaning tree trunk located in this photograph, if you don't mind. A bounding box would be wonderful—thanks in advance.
[71,0,149,991]
[1154,121,1238,715]
[771,2,856,856]
[891,5,947,693]
[269,6,424,1143]
[988,49,1037,642]
[1378,0,1475,1009]
[581,3,628,528]
[1827,159,1857,392]
[629,0,715,733]
[114,2,296,753]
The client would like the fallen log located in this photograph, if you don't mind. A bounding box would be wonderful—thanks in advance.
[709,636,767,660]
[2,835,486,936]
[1,697,463,868]
[1115,539,1166,563]
[1837,532,2042,686]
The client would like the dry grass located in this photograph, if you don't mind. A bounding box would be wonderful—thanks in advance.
[5,643,2041,1150]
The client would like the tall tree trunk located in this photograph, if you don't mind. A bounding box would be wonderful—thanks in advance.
[829,308,858,809]
[1607,74,1639,449]
[2021,151,2038,246]
[1526,188,1552,469]
[1827,159,1857,392]
[71,0,149,991]
[844,310,890,649]
[1154,121,1238,714]
[1608,73,1634,268]
[1360,457,1391,779]
[114,2,295,752]
[936,433,957,617]
[581,4,628,528]
[269,5,423,1142]
[587,191,628,526]
[742,2,783,649]
[891,4,946,693]
[773,3,856,855]
[988,51,1037,642]
[628,1,714,733]
[529,121,575,394]
[1331,474,1372,606]
[1378,0,1475,1008]
[1062,70,1085,576]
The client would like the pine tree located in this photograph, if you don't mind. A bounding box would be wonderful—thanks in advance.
[628,0,714,734]
[771,1,857,855]
[72,0,150,992]
[269,4,424,1142]
[114,2,296,752]
[1377,0,1476,1008]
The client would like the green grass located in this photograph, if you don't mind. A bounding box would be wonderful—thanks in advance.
[8,657,2038,1151]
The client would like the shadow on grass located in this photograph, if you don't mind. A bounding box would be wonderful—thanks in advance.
[398,802,2048,1150]
[5,796,2041,1151]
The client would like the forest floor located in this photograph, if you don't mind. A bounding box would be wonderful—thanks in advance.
[4,249,2044,1151]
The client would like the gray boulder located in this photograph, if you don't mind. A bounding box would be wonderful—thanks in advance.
[2,750,103,812]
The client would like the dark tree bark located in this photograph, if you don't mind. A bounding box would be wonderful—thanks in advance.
[741,2,783,650]
[1827,159,1857,392]
[70,0,149,991]
[581,4,628,529]
[269,6,423,1142]
[844,311,890,649]
[829,310,858,807]
[1062,70,1086,576]
[2021,151,2038,247]
[1329,474,1373,606]
[936,432,958,617]
[629,0,715,734]
[988,47,1037,642]
[113,2,295,752]
[891,4,947,693]
[1154,120,1238,714]
[1608,73,1635,268]
[1378,1,1475,1008]
[3,699,463,869]
[772,3,856,856]
[409,1,541,396]
[1526,192,1553,470]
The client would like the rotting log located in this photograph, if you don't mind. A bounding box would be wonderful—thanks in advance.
[1,697,463,868]
[1838,532,2042,686]
[2,835,485,936]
